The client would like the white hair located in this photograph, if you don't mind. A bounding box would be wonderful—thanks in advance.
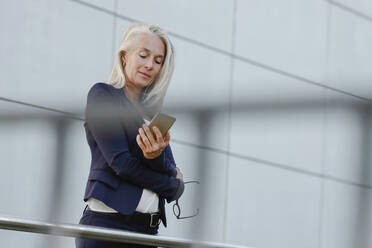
[107,23,175,115]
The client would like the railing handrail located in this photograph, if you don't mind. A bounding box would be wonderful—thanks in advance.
[0,214,253,248]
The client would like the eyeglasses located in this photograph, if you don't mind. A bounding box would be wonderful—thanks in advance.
[172,180,200,219]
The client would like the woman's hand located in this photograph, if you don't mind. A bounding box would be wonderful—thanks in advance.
[136,124,170,159]
[175,167,183,181]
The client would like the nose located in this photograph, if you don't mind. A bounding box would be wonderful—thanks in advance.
[144,58,153,70]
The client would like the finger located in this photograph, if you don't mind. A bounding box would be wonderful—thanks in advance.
[137,134,148,151]
[176,169,183,180]
[164,131,170,145]
[153,126,164,146]
[178,169,183,179]
[136,134,146,151]
[139,128,151,148]
[142,124,156,146]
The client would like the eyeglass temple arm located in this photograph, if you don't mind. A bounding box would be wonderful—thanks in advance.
[177,208,199,219]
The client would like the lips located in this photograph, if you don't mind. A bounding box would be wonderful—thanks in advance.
[139,72,151,78]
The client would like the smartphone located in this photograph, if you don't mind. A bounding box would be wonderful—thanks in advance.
[148,113,176,137]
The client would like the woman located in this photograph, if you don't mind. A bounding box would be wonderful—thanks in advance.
[76,23,184,248]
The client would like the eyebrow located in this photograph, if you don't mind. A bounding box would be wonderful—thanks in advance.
[141,48,164,58]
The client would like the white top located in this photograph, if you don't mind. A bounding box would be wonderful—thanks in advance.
[87,188,159,213]
[87,118,159,213]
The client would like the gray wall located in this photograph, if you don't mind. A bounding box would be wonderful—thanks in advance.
[0,0,371,248]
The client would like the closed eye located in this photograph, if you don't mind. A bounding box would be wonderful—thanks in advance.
[139,53,162,65]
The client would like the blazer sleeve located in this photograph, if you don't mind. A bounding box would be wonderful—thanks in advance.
[142,145,177,177]
[85,84,183,202]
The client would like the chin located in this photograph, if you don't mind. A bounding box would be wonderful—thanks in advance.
[138,79,153,88]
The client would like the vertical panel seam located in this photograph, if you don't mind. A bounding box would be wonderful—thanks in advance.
[222,0,237,243]
[110,0,118,71]
[318,2,332,248]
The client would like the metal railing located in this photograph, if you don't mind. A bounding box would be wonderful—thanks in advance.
[0,214,253,248]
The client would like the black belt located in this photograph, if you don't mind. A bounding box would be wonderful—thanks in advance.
[130,211,161,228]
[86,206,161,228]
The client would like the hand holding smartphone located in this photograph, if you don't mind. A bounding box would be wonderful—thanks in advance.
[148,113,176,137]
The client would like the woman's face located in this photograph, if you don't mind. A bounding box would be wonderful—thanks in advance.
[122,33,165,90]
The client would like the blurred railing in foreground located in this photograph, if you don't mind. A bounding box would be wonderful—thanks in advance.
[0,215,253,248]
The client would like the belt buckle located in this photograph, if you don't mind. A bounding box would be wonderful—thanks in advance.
[149,213,160,228]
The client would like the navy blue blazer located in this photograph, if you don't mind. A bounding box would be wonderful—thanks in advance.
[83,82,184,227]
